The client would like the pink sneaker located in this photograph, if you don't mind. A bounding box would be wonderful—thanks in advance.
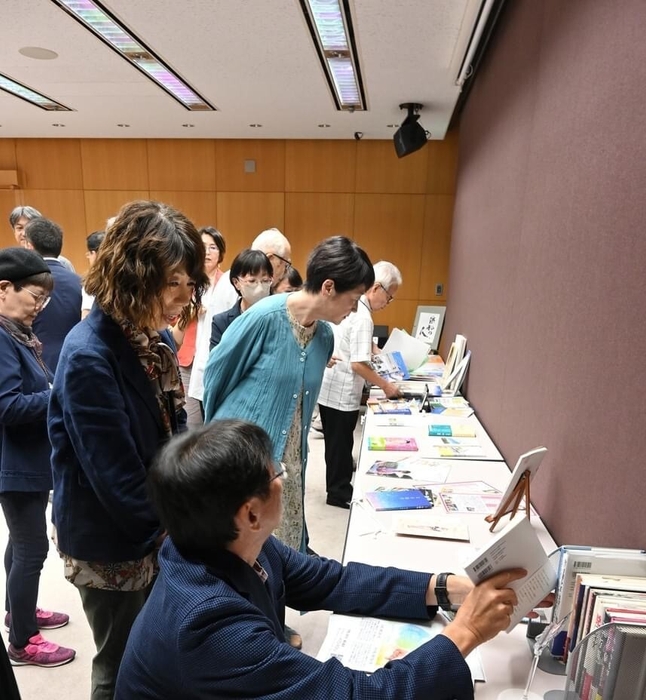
[8,633,76,667]
[4,607,70,632]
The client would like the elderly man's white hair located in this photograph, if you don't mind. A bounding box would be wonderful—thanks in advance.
[373,261,402,289]
[251,228,290,257]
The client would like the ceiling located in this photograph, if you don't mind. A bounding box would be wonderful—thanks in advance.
[0,0,488,140]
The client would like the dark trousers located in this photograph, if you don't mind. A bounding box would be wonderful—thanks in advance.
[0,491,49,648]
[319,404,359,503]
[78,585,149,700]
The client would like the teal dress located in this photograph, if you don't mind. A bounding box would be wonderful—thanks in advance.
[203,294,333,551]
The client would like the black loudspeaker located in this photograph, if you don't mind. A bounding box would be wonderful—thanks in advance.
[393,103,428,159]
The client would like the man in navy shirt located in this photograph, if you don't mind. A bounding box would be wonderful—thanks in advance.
[116,419,524,700]
[25,217,82,373]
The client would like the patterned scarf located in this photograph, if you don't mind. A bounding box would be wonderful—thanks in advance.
[118,318,186,437]
[0,313,51,383]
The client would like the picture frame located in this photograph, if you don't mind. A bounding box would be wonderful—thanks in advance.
[411,306,446,352]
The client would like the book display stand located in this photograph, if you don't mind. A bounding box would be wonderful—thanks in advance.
[485,469,531,532]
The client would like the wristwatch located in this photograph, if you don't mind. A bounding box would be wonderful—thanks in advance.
[434,572,454,610]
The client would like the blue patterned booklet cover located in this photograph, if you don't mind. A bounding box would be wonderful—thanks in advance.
[364,488,433,511]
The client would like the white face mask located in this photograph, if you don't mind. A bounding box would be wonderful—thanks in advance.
[239,281,271,305]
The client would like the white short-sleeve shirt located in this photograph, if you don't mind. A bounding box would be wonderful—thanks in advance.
[317,296,373,412]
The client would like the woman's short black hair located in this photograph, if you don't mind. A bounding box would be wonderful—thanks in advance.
[148,420,274,556]
[304,236,374,294]
[229,249,273,296]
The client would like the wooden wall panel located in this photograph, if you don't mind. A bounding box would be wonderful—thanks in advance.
[284,193,354,271]
[84,190,149,234]
[16,139,83,189]
[426,129,459,194]
[355,141,428,194]
[216,192,284,255]
[418,195,454,302]
[216,140,285,192]
[20,189,87,270]
[285,140,356,193]
[0,140,17,169]
[147,140,216,191]
[81,139,149,190]
[353,194,426,300]
[0,190,20,248]
[149,191,217,230]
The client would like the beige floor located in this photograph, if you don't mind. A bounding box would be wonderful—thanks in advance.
[0,425,358,699]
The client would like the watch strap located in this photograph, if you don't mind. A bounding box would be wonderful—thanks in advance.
[434,572,454,610]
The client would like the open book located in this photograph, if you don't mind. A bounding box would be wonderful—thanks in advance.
[462,515,556,630]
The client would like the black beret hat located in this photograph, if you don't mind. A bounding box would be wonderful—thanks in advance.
[0,247,50,282]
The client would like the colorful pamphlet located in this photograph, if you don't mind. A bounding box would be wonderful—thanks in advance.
[367,437,418,451]
[371,350,410,381]
[365,457,450,483]
[364,488,433,511]
[367,399,413,415]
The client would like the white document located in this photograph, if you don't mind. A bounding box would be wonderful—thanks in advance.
[462,516,557,631]
[317,614,485,681]
[382,328,430,371]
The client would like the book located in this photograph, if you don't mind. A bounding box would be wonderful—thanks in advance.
[441,349,471,396]
[367,398,413,415]
[371,350,410,382]
[462,515,556,630]
[550,546,646,658]
[365,458,450,484]
[364,488,433,511]
[367,436,418,451]
[426,436,486,459]
[393,513,469,541]
[428,423,476,438]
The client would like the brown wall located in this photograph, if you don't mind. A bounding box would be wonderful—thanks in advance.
[445,0,646,547]
[0,135,458,333]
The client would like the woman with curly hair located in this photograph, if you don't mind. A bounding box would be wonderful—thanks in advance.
[48,200,207,699]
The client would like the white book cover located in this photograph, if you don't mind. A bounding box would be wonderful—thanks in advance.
[462,515,556,631]
[381,328,430,371]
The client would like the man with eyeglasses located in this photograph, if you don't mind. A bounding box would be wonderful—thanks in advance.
[116,418,526,700]
[251,227,292,292]
[24,217,82,373]
[317,261,403,509]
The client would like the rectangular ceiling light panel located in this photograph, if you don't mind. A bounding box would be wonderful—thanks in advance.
[301,0,365,111]
[51,0,215,111]
[0,73,72,111]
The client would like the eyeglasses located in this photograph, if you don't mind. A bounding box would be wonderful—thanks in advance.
[22,287,51,309]
[378,283,395,304]
[269,462,288,483]
[270,253,292,269]
[204,244,220,253]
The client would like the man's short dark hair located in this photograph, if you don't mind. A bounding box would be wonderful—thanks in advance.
[24,217,63,257]
[148,420,274,557]
[86,231,105,252]
[304,235,374,293]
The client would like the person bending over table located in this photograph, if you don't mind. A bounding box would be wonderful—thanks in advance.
[116,419,525,700]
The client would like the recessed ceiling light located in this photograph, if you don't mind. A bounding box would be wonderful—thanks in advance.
[50,0,216,112]
[0,72,72,111]
[318,124,331,128]
[387,124,400,128]
[182,124,195,128]
[117,123,130,127]
[52,123,66,127]
[249,124,262,128]
[19,46,59,60]
[300,0,365,111]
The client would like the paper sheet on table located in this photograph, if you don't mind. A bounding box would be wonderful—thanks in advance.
[381,328,429,371]
[317,614,485,682]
